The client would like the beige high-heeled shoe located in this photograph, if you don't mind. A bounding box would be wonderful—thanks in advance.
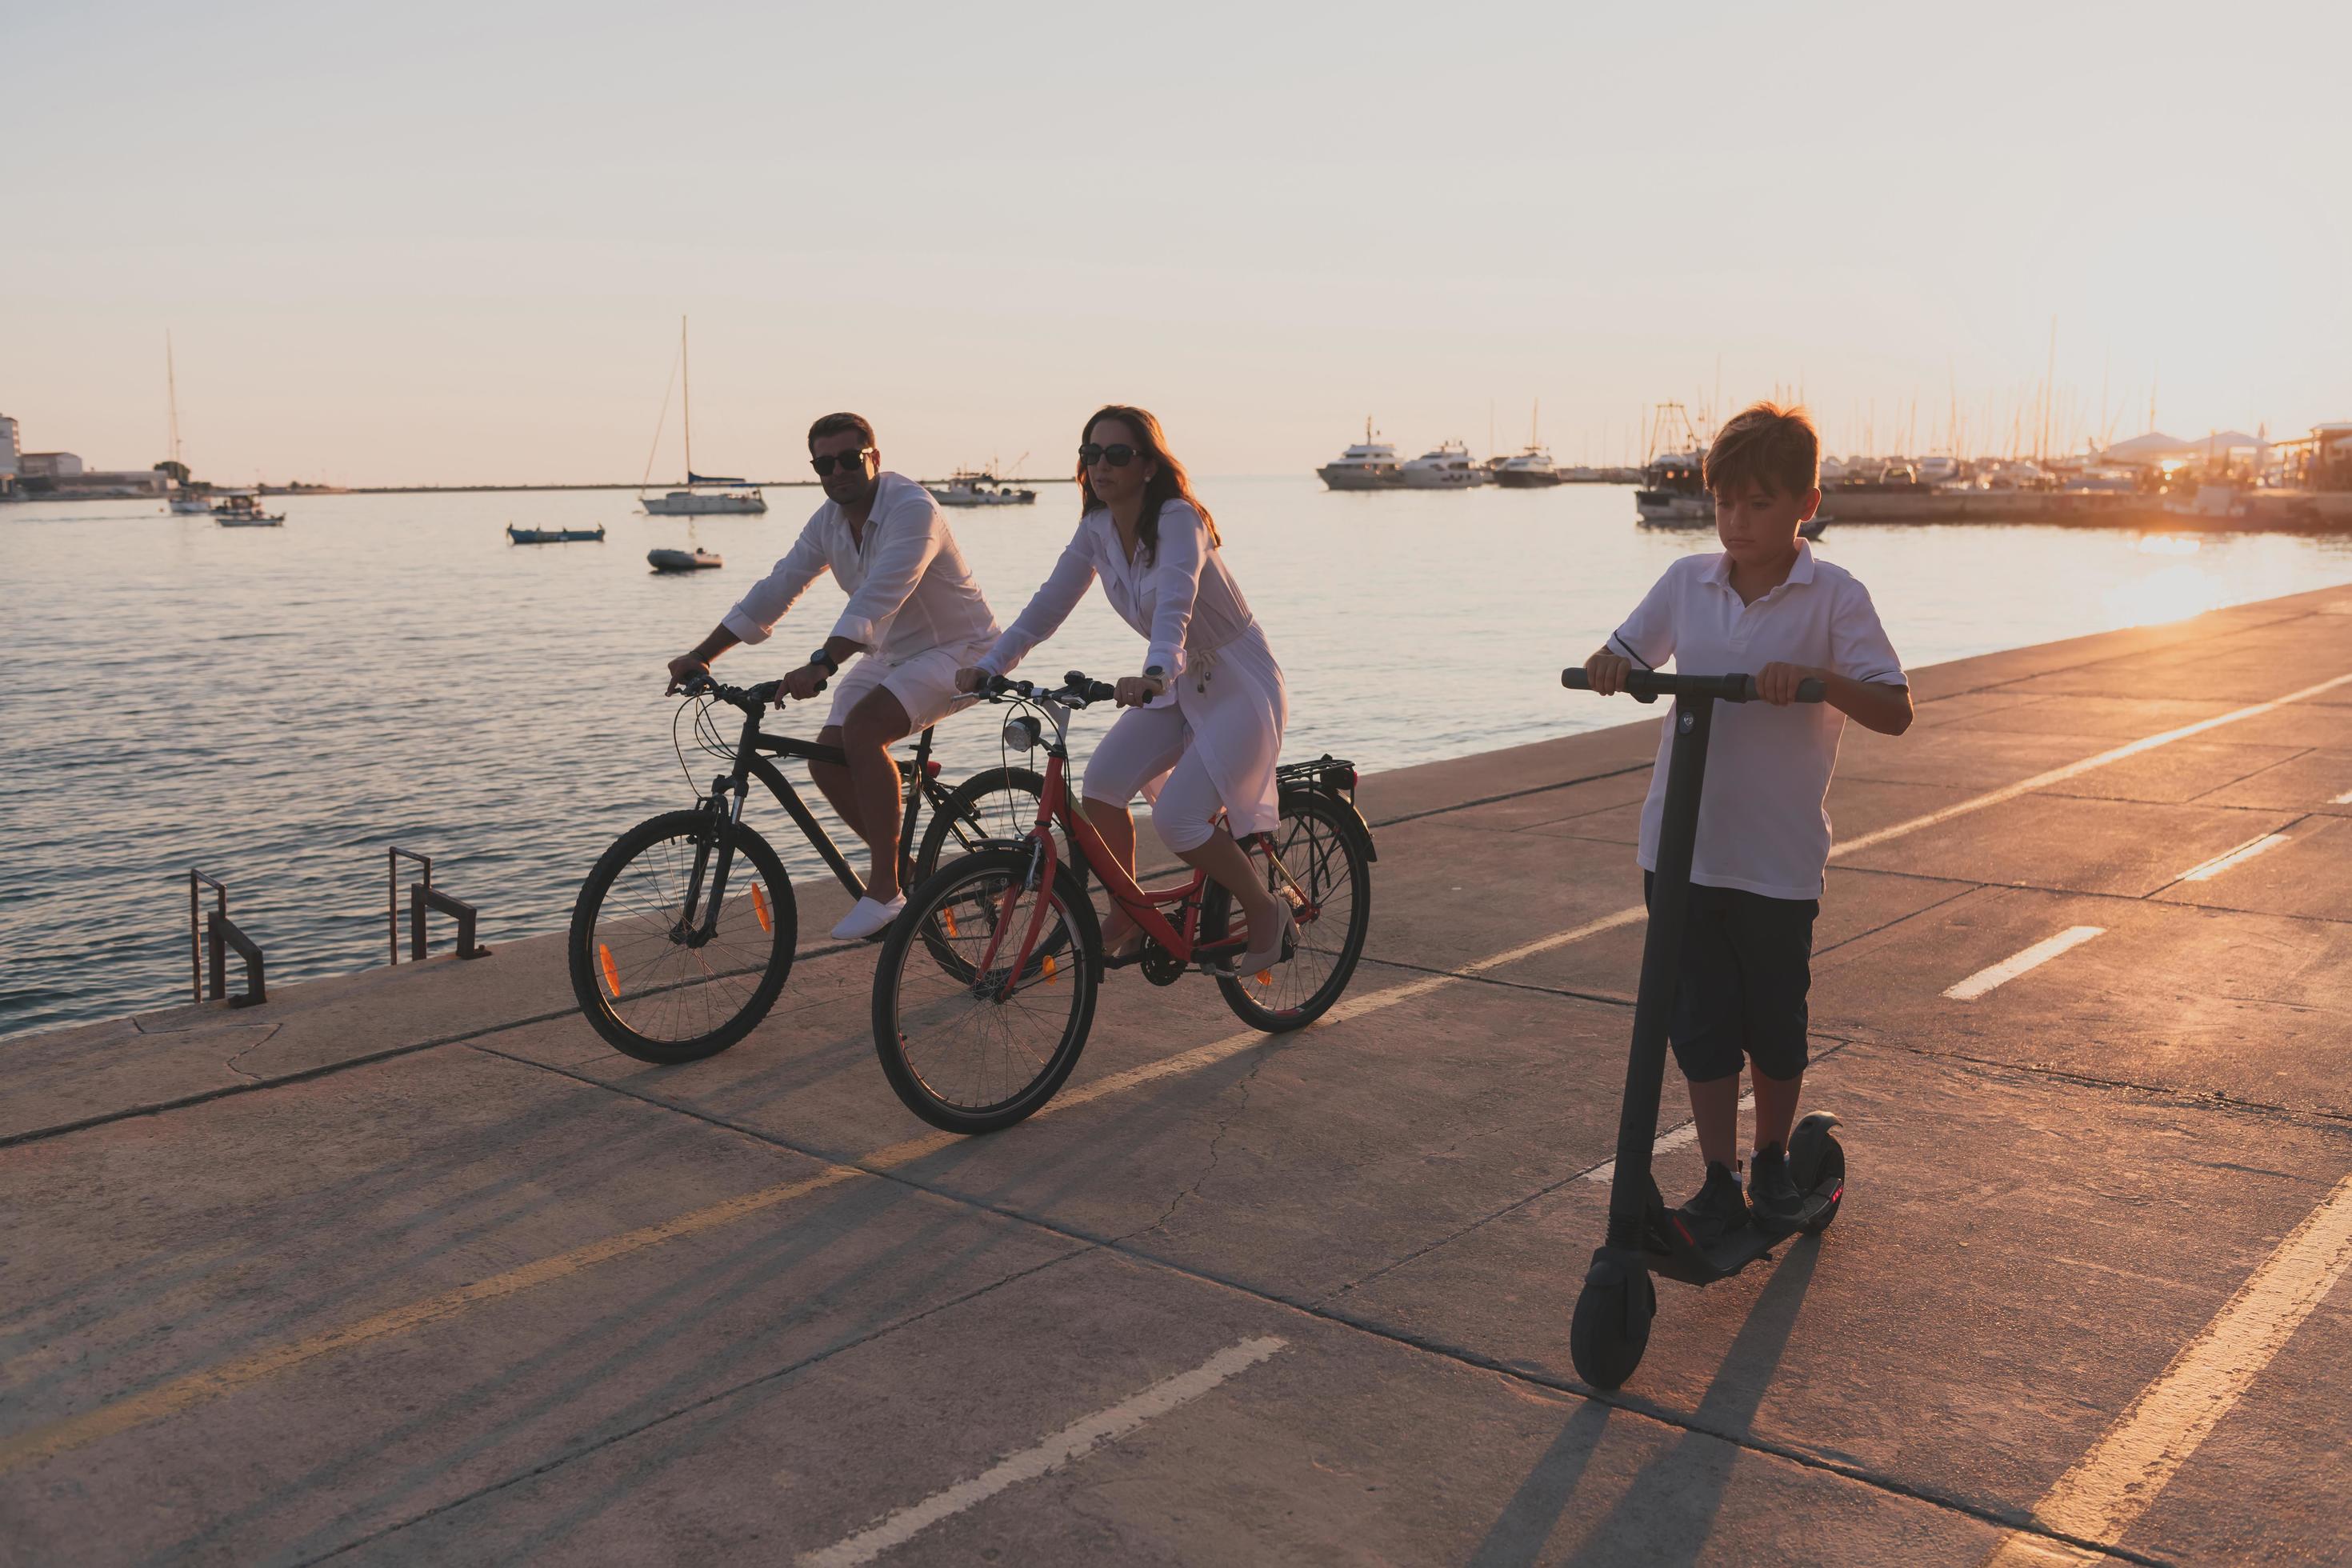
[1234,908,1297,975]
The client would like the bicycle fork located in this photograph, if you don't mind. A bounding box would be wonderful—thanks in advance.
[674,774,748,946]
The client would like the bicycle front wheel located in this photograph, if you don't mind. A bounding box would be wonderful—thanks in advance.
[1202,791,1373,1031]
[568,810,797,1064]
[872,846,1099,1134]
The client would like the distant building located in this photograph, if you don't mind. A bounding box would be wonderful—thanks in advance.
[22,451,86,479]
[0,414,19,477]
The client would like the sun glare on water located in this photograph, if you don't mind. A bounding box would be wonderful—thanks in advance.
[2104,536,2224,628]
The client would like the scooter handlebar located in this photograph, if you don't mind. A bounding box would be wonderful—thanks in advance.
[1562,668,1826,704]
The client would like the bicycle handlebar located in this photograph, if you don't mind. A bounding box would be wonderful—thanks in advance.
[678,670,818,710]
[1562,668,1826,705]
[979,670,1119,708]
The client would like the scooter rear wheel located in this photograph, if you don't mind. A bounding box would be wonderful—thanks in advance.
[1789,1115,1846,1236]
[1569,1250,1656,1390]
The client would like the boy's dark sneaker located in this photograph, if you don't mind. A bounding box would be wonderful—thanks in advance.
[1748,1143,1805,1233]
[1674,1162,1750,1249]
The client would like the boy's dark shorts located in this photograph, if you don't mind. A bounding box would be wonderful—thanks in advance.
[1642,872,1818,1083]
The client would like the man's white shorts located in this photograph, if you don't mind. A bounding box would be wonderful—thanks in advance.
[822,645,986,734]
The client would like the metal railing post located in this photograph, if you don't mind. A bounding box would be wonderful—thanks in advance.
[390,846,488,963]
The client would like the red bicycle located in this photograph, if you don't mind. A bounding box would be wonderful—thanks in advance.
[870,670,1378,1133]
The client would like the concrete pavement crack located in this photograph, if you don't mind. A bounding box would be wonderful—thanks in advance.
[1134,1057,1263,1241]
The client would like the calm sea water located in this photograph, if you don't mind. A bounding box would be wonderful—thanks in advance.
[6,478,2349,1038]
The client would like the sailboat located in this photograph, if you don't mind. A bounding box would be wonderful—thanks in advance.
[640,317,766,516]
[164,334,210,514]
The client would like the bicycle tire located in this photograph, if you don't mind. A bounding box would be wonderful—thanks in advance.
[912,766,1065,887]
[568,810,797,1064]
[872,846,1100,1134]
[1202,791,1373,1032]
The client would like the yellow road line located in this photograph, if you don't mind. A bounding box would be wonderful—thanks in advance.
[0,1167,859,1473]
[1982,1171,2352,1565]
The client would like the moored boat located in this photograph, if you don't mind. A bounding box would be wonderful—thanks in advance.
[507,523,606,544]
[927,470,1036,507]
[1633,451,1712,526]
[638,317,767,516]
[1494,446,1564,488]
[648,546,724,571]
[1316,420,1402,490]
[1398,440,1488,489]
[212,494,285,527]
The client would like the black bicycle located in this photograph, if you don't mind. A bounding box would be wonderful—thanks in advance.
[567,672,1068,1063]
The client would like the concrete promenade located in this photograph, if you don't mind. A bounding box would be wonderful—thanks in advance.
[6,584,2352,1565]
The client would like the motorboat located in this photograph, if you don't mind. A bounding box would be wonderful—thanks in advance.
[928,470,1037,507]
[648,546,723,571]
[1398,440,1488,489]
[506,523,606,544]
[1633,452,1713,526]
[1316,420,1402,490]
[212,494,285,527]
[168,494,212,514]
[638,317,768,516]
[1494,446,1564,488]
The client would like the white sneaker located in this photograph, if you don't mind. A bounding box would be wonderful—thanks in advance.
[831,894,906,942]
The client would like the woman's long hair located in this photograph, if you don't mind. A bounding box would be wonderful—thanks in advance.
[1075,404,1220,563]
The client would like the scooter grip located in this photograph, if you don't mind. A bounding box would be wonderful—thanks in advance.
[1562,668,1591,689]
[1739,675,1828,702]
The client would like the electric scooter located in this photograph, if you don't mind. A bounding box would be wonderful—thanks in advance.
[1558,666,1848,1390]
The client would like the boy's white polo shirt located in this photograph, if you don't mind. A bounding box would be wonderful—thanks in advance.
[1611,543,1906,902]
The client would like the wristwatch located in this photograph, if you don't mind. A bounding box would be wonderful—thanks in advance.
[1141,665,1169,694]
[809,646,840,676]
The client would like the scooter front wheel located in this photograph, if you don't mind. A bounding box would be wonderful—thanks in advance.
[1569,1249,1655,1390]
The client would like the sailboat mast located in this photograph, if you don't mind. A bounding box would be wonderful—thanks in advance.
[680,315,694,484]
[166,331,182,469]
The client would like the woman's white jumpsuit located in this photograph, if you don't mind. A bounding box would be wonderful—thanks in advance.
[977,501,1287,852]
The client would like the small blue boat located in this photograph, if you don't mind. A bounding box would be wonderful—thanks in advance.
[506,524,606,545]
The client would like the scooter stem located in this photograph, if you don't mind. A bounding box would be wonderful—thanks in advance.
[1605,693,1718,1246]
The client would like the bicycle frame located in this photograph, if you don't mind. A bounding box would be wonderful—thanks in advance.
[670,692,956,946]
[973,694,1297,998]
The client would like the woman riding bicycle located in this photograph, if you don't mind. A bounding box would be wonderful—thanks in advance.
[958,405,1294,974]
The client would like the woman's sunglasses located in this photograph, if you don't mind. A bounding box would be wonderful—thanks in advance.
[1078,442,1138,468]
[810,448,873,477]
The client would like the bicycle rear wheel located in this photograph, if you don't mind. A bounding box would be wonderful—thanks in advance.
[569,810,797,1063]
[1202,791,1373,1031]
[873,846,1099,1134]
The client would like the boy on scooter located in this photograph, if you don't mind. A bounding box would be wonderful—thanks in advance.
[1582,402,1912,1240]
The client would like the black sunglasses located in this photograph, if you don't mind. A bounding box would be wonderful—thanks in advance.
[810,448,873,477]
[1078,442,1138,468]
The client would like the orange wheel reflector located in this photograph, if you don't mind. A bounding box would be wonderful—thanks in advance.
[1041,954,1058,986]
[598,943,621,998]
[1253,970,1274,986]
[942,907,959,938]
[752,883,772,934]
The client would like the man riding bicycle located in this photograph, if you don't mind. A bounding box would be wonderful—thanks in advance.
[666,412,1001,940]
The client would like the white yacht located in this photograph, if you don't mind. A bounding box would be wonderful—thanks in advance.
[1316,420,1402,490]
[1494,446,1562,488]
[1398,440,1488,489]
[638,317,767,517]
[928,470,1037,507]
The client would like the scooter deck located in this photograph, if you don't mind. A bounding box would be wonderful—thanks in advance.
[1640,1187,1840,1286]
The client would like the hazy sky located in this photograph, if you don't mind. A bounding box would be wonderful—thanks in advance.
[6,0,2345,486]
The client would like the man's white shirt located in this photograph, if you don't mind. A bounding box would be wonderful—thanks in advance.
[1611,543,1906,901]
[722,473,999,661]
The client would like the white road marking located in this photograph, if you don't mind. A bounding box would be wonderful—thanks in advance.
[2175,832,2291,882]
[2332,787,2352,806]
[1943,927,2106,1001]
[799,1336,1286,1567]
[1832,670,2352,861]
[1982,1172,2352,1566]
[1582,1094,1756,1184]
